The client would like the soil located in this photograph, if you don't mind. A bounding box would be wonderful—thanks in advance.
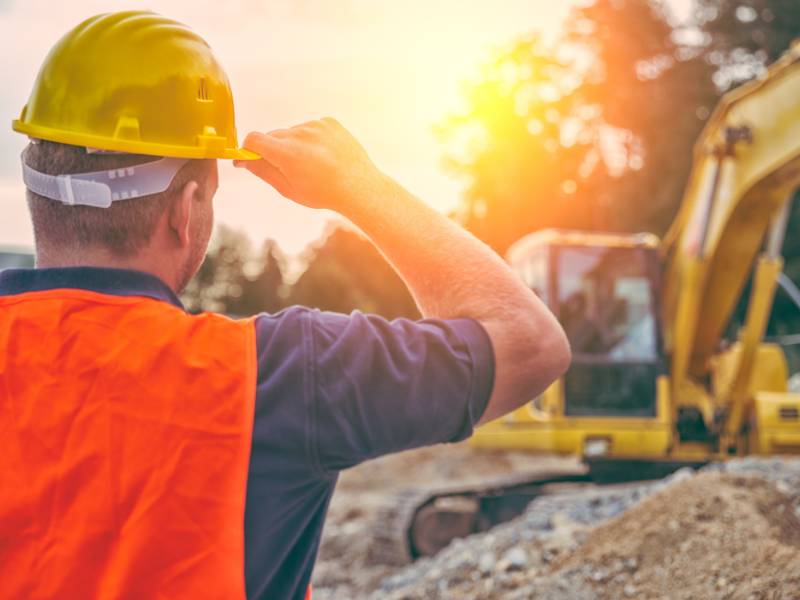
[313,447,800,600]
[554,472,800,600]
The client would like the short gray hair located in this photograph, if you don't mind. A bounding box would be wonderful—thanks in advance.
[23,140,212,258]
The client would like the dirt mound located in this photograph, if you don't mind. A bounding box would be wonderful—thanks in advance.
[314,451,800,599]
[371,463,800,600]
[554,472,800,600]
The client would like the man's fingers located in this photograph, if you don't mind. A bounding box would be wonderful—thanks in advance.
[288,122,321,139]
[320,116,342,128]
[242,131,293,165]
[267,128,296,139]
[240,158,294,199]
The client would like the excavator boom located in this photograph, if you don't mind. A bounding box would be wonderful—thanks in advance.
[663,43,800,384]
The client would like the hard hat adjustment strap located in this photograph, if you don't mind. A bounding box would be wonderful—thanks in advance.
[21,157,190,208]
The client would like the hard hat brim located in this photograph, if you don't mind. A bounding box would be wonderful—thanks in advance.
[12,120,260,161]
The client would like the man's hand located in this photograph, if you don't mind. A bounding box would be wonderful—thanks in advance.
[236,118,387,212]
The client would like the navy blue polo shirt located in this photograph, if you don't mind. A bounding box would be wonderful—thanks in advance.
[0,267,495,599]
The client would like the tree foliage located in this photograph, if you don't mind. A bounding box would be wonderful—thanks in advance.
[182,225,287,316]
[438,0,729,252]
[182,223,419,319]
[289,225,419,319]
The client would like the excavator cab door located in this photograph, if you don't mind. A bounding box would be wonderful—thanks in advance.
[554,243,663,418]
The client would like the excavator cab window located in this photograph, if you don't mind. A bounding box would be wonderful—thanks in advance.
[557,246,657,360]
[554,244,661,417]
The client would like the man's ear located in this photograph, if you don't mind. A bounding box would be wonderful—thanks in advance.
[168,180,199,249]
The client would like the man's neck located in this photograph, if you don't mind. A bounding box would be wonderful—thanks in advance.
[35,246,180,292]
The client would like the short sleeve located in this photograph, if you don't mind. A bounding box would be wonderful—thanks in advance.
[252,307,494,478]
[307,309,494,474]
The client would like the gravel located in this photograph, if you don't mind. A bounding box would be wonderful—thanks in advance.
[368,458,800,600]
[313,453,800,599]
[312,445,577,600]
[704,456,800,516]
[370,470,690,599]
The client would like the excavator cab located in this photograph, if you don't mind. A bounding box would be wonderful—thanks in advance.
[471,230,672,459]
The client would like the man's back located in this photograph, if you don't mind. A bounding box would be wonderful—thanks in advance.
[0,270,255,598]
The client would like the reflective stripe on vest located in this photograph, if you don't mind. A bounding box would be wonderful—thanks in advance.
[0,289,256,599]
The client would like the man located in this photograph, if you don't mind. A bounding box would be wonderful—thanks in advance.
[1,10,570,600]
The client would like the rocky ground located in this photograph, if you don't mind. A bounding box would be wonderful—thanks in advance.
[312,444,580,599]
[313,448,800,600]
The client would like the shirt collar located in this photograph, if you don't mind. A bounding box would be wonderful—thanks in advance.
[0,267,185,310]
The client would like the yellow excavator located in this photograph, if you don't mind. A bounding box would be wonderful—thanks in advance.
[473,41,800,464]
[377,42,800,563]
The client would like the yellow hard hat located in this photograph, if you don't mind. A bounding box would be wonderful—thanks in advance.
[12,10,258,160]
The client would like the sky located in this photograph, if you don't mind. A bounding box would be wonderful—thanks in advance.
[0,0,575,255]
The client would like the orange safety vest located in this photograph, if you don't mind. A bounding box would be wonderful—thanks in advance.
[0,288,257,599]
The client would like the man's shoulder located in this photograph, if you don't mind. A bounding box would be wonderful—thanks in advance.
[253,305,314,347]
[254,305,368,345]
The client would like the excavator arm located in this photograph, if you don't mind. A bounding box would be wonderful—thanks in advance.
[662,43,800,438]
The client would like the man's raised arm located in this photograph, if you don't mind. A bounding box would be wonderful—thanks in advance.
[237,118,571,424]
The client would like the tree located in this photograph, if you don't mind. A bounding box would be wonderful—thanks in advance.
[438,0,724,253]
[436,35,589,251]
[561,0,720,234]
[289,223,420,319]
[697,0,800,82]
[232,240,287,316]
[182,226,287,316]
[182,223,418,320]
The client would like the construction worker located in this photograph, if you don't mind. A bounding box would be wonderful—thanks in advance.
[1,10,570,600]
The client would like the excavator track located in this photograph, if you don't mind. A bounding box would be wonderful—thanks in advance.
[369,467,591,566]
[370,458,711,565]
